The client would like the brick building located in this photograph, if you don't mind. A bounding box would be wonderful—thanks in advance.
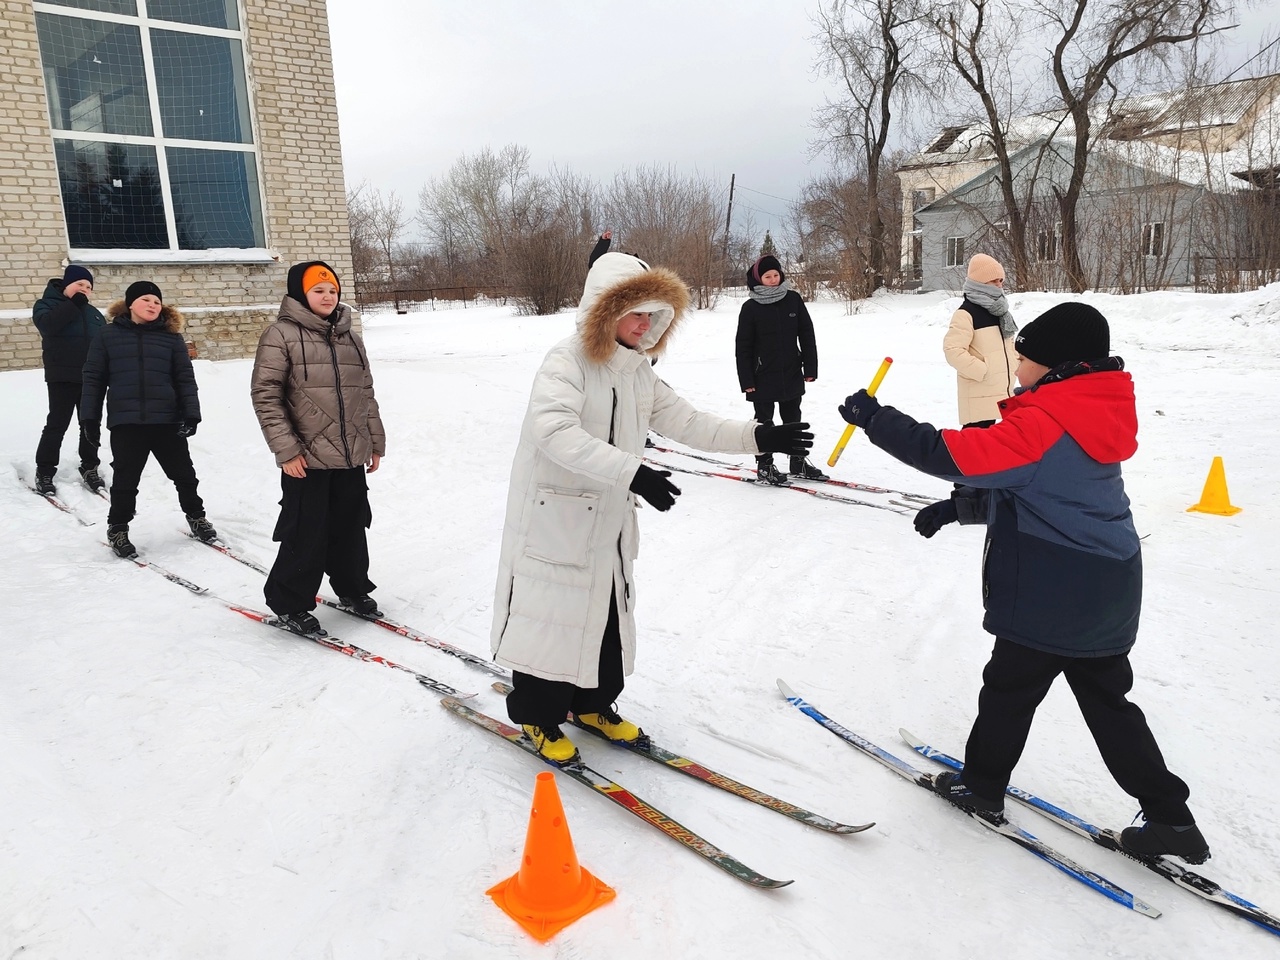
[1,0,353,370]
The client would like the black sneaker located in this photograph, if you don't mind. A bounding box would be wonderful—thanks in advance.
[80,466,105,492]
[186,514,218,543]
[932,771,1007,824]
[276,611,323,636]
[339,595,382,617]
[756,458,791,486]
[1120,818,1210,864]
[789,457,829,481]
[34,472,56,495]
[107,524,137,559]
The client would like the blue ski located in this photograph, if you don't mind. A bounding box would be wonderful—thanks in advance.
[900,729,1280,937]
[775,680,1160,918]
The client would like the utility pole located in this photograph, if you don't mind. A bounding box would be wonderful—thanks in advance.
[719,174,736,286]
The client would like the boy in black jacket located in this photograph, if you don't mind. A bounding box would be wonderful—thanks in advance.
[81,281,216,558]
[32,265,106,494]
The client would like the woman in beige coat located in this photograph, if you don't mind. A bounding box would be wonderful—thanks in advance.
[943,253,1019,427]
[491,252,813,762]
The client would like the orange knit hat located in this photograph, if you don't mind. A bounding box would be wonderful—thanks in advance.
[301,263,339,295]
[966,253,1005,283]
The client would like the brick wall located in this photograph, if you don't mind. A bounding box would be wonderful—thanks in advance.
[0,0,355,371]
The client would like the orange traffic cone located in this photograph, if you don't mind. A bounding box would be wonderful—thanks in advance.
[1187,456,1241,516]
[487,771,615,941]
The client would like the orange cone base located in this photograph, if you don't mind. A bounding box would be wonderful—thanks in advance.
[487,868,615,941]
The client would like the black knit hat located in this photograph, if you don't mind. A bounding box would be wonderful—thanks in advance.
[286,260,341,306]
[746,255,785,290]
[124,280,163,309]
[1015,302,1110,368]
[62,264,94,288]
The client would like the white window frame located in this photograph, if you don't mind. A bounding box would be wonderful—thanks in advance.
[1141,221,1165,259]
[946,236,965,267]
[35,0,273,262]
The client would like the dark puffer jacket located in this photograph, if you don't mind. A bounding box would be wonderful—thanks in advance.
[32,279,107,383]
[250,297,385,470]
[863,360,1142,657]
[735,290,817,402]
[80,301,200,428]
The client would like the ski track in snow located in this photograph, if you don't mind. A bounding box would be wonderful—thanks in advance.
[2,287,1279,957]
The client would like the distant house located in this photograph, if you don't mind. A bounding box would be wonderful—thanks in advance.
[897,73,1280,292]
[1,0,354,370]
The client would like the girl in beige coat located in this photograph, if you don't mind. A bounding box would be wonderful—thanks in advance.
[943,253,1019,427]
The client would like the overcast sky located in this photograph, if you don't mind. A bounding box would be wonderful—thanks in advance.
[325,1,1280,242]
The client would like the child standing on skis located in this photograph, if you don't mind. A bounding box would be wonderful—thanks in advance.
[837,301,1209,864]
[735,255,826,485]
[80,281,216,559]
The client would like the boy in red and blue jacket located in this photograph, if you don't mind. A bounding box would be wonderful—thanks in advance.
[839,301,1208,864]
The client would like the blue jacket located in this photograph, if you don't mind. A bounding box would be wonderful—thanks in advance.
[81,301,200,429]
[32,279,107,383]
[865,360,1142,657]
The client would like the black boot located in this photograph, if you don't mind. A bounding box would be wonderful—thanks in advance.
[756,456,790,486]
[1120,818,1210,864]
[931,771,1006,824]
[34,471,56,495]
[186,514,218,543]
[275,611,324,636]
[789,457,829,481]
[339,595,383,617]
[107,524,137,559]
[80,466,105,493]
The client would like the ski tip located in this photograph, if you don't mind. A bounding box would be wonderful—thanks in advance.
[775,678,797,700]
[1134,899,1163,919]
[832,822,877,834]
[899,728,924,749]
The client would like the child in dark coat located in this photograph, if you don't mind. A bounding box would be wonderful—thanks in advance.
[32,264,107,494]
[735,255,826,484]
[837,301,1209,864]
[81,281,216,558]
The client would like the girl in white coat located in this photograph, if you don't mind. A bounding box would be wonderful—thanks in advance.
[491,252,813,762]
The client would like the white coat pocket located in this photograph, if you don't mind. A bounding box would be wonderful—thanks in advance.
[524,488,601,566]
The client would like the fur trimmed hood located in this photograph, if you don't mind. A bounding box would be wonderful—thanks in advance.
[106,299,185,334]
[576,252,690,364]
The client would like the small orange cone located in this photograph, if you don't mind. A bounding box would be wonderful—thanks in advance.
[486,771,615,941]
[1187,456,1241,516]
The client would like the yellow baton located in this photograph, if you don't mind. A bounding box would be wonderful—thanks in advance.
[828,356,893,467]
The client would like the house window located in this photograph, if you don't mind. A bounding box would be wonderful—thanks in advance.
[1037,223,1061,262]
[946,237,965,267]
[35,0,266,255]
[1141,222,1165,258]
[911,187,935,211]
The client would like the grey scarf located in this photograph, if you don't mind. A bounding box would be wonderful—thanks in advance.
[963,278,1016,338]
[748,279,791,305]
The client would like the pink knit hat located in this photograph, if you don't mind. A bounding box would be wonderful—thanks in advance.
[967,253,1005,283]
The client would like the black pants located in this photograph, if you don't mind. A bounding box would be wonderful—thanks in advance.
[264,467,375,615]
[36,381,99,473]
[962,638,1193,824]
[108,425,204,526]
[753,397,803,464]
[506,590,624,729]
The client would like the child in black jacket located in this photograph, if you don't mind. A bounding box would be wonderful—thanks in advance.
[81,281,216,558]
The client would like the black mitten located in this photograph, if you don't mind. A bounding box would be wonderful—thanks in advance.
[755,421,814,457]
[630,464,681,511]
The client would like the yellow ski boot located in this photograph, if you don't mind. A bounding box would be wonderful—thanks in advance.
[574,707,644,744]
[521,723,579,763]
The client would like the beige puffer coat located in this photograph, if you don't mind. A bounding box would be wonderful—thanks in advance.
[491,253,760,687]
[250,297,385,469]
[942,301,1019,425]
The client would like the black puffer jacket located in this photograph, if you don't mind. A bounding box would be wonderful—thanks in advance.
[735,289,817,402]
[81,301,200,428]
[32,279,107,383]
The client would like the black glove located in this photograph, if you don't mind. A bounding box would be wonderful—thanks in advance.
[755,421,814,457]
[630,464,681,511]
[81,421,101,446]
[913,498,959,539]
[177,419,199,438]
[838,390,881,429]
[71,292,89,307]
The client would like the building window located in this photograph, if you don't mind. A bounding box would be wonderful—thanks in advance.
[35,0,266,254]
[1141,222,1165,258]
[946,236,965,267]
[1037,222,1061,262]
[911,187,935,211]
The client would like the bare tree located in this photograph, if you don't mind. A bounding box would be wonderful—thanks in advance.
[812,0,929,292]
[367,189,407,293]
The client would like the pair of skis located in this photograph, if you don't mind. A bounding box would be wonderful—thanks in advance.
[778,680,1280,935]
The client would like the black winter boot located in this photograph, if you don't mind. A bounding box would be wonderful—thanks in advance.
[756,456,790,486]
[931,771,1006,824]
[107,524,137,559]
[339,595,383,617]
[80,466,106,493]
[275,611,323,636]
[789,457,829,481]
[34,471,56,495]
[1120,818,1210,864]
[186,514,218,543]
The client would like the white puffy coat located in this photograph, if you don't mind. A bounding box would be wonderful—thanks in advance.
[491,254,760,686]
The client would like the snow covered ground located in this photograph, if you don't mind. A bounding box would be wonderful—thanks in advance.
[3,284,1279,958]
